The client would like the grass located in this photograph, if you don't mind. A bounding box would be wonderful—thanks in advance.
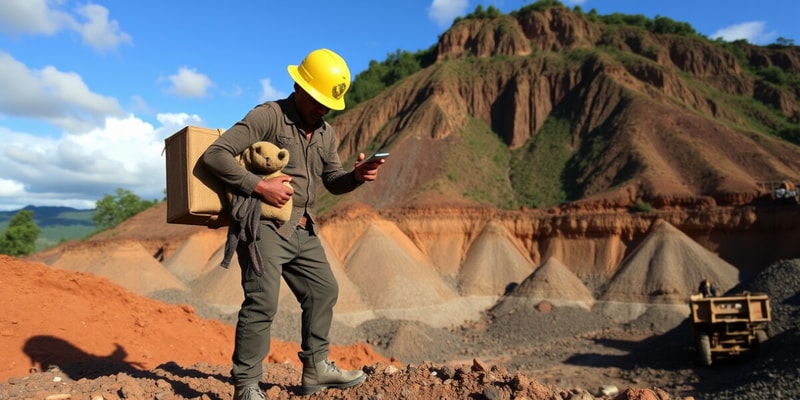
[440,117,517,208]
[510,115,574,208]
[36,225,98,250]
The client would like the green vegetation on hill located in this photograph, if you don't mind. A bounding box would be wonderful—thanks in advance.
[511,115,573,208]
[36,225,97,250]
[93,188,156,230]
[333,47,436,115]
[442,117,517,208]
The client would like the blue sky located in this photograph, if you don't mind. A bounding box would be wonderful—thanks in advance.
[0,0,797,211]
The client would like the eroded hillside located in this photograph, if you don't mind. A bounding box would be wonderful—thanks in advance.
[330,6,800,211]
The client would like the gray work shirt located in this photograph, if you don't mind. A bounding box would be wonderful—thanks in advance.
[202,94,362,238]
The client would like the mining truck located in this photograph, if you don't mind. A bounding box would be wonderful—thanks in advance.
[757,180,799,203]
[689,292,771,366]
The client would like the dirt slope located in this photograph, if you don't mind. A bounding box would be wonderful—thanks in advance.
[0,255,392,384]
[1,254,674,400]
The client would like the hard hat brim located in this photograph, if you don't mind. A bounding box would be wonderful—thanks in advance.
[287,65,346,111]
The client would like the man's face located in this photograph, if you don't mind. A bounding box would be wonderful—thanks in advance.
[295,85,330,127]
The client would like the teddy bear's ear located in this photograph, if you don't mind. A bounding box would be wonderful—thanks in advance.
[237,149,246,167]
[239,146,253,167]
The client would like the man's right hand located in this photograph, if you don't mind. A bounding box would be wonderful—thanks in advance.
[254,175,293,207]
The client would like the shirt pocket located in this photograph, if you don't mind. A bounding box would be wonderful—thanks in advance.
[308,146,331,176]
[275,135,299,169]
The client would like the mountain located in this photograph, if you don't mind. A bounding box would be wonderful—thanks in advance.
[327,4,800,212]
[0,206,96,250]
[0,206,94,227]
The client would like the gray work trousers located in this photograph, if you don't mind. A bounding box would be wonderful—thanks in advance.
[230,223,338,387]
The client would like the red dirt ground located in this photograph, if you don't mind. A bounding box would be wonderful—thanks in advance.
[0,255,393,383]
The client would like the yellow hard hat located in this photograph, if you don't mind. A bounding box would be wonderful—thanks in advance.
[287,48,350,111]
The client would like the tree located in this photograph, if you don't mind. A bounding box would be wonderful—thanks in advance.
[774,37,796,47]
[93,188,155,230]
[340,47,434,110]
[0,210,41,256]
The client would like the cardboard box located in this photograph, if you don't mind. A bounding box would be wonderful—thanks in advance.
[164,126,228,226]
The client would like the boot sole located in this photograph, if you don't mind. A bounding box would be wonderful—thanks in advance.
[299,373,367,395]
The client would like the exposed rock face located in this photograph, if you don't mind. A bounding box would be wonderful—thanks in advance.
[26,198,800,322]
[333,7,800,211]
[331,203,800,283]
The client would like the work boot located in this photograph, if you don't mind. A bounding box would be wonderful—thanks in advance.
[298,353,366,395]
[233,384,267,400]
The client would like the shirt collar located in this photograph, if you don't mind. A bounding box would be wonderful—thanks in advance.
[280,94,328,134]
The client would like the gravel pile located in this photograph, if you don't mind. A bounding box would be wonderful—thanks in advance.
[351,258,800,399]
[696,259,800,400]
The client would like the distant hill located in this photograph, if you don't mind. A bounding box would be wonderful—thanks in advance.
[0,206,95,227]
[0,206,97,250]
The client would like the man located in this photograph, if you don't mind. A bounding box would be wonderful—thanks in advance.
[203,48,384,399]
[698,278,718,298]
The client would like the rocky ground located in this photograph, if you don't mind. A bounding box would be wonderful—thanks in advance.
[1,258,798,400]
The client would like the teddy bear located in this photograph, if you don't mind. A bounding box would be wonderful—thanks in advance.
[234,141,292,223]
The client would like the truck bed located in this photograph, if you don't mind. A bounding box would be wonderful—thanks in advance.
[690,292,771,324]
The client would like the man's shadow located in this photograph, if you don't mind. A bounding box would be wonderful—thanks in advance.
[23,335,231,399]
[24,335,143,379]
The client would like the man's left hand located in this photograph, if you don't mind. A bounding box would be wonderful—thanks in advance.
[354,152,384,183]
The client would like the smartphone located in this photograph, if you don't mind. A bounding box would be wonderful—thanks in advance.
[365,151,390,163]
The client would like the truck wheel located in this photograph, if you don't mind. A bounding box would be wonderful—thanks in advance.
[696,333,712,366]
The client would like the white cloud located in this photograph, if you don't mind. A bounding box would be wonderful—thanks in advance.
[0,179,25,198]
[0,51,125,132]
[428,0,469,27]
[156,112,204,132]
[258,78,287,103]
[74,3,133,52]
[0,112,204,211]
[0,0,131,52]
[164,67,214,98]
[711,21,775,44]
[0,0,70,35]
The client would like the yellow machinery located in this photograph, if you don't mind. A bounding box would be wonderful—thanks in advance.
[689,292,771,366]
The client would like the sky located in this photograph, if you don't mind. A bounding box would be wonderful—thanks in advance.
[0,0,798,211]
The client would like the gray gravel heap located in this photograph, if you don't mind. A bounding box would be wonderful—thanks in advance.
[152,258,800,400]
[702,259,800,400]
